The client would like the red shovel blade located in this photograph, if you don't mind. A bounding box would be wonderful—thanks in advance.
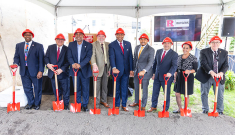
[7,102,20,113]
[108,108,119,116]
[70,103,81,113]
[158,111,169,118]
[52,100,64,111]
[208,102,219,117]
[180,108,192,117]
[90,108,101,115]
[134,110,145,117]
[208,111,219,117]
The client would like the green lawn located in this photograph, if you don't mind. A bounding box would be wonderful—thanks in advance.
[128,79,235,117]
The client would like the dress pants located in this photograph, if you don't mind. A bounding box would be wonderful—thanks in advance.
[72,71,90,107]
[115,73,129,107]
[51,76,70,106]
[21,68,42,106]
[151,77,173,111]
[134,76,150,107]
[200,77,224,112]
[93,65,108,108]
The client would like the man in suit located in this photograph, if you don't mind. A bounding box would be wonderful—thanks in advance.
[10,29,44,110]
[91,30,110,108]
[195,36,228,115]
[44,33,70,110]
[148,37,178,112]
[109,28,134,112]
[67,28,92,112]
[128,33,155,110]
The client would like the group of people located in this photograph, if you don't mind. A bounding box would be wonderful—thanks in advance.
[10,28,228,115]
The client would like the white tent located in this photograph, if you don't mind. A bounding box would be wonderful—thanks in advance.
[27,0,235,18]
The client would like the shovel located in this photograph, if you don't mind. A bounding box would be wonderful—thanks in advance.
[134,73,145,117]
[158,74,170,118]
[52,65,64,111]
[90,70,101,115]
[180,71,192,117]
[7,65,20,113]
[70,68,81,113]
[108,73,119,116]
[208,77,221,117]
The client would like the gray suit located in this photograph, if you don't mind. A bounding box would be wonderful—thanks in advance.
[91,41,110,107]
[133,44,155,107]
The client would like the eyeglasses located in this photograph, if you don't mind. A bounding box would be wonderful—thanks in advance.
[211,42,220,45]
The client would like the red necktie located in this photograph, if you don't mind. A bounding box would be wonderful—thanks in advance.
[161,51,166,63]
[57,47,60,61]
[120,42,124,54]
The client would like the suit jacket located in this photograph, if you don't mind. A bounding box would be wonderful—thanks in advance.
[91,41,110,77]
[195,47,229,84]
[44,44,69,79]
[67,40,92,78]
[153,49,178,82]
[13,41,44,77]
[133,44,155,80]
[109,40,133,76]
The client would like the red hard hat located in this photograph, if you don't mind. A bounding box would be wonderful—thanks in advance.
[182,41,193,49]
[139,33,149,41]
[55,33,66,41]
[115,28,125,35]
[22,29,34,38]
[96,30,106,37]
[74,28,85,36]
[162,37,173,45]
[209,36,222,44]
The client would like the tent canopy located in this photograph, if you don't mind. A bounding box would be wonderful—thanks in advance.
[27,0,235,18]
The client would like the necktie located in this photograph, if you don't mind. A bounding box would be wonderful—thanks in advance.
[138,46,144,59]
[120,42,124,54]
[161,51,166,63]
[213,51,218,73]
[101,44,104,53]
[57,47,60,61]
[25,42,29,66]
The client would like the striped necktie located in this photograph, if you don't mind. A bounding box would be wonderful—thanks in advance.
[25,42,29,66]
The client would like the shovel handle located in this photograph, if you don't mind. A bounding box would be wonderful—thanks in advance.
[138,73,144,84]
[93,70,99,81]
[52,65,58,74]
[73,68,79,76]
[182,71,190,81]
[163,74,170,85]
[214,77,221,86]
[10,65,18,76]
[112,73,119,81]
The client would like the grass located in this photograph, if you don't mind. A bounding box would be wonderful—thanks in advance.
[128,79,235,118]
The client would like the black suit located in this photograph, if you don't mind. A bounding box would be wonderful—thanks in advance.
[195,47,228,85]
[195,47,228,112]
[44,44,70,106]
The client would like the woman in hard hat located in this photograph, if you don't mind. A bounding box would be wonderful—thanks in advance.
[173,41,198,113]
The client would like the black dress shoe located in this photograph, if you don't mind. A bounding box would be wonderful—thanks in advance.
[202,110,208,114]
[219,112,224,115]
[64,105,69,110]
[173,110,180,114]
[34,105,40,110]
[25,104,34,110]
[83,106,89,112]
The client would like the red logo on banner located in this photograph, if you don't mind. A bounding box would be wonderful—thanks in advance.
[166,20,174,27]
[84,35,94,43]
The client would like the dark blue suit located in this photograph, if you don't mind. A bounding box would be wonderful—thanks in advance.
[13,41,44,106]
[109,40,133,107]
[151,49,178,110]
[67,40,92,107]
[44,44,70,106]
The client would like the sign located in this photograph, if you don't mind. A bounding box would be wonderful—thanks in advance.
[166,19,190,28]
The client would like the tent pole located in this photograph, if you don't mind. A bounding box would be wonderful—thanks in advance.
[135,5,140,47]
